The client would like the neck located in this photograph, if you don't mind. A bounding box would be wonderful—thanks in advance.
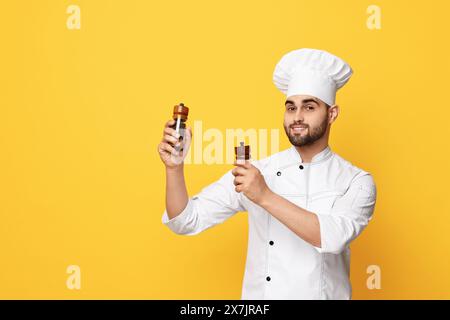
[294,135,329,163]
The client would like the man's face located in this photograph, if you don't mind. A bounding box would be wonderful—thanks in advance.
[283,95,330,147]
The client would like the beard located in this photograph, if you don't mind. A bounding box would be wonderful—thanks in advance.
[284,115,328,147]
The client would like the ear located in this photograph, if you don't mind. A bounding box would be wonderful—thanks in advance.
[328,104,339,124]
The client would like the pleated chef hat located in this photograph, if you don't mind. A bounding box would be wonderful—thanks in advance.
[273,48,353,106]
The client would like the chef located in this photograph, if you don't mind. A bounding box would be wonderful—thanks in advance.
[158,48,377,300]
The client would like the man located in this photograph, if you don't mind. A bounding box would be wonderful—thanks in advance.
[158,48,377,299]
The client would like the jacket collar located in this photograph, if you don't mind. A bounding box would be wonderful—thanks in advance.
[287,144,333,165]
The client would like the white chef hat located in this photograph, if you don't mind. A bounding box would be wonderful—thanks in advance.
[273,48,353,106]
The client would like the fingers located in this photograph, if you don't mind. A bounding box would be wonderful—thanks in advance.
[163,133,179,146]
[233,176,244,186]
[231,166,247,177]
[233,160,252,169]
[159,141,179,156]
[163,119,182,148]
[162,121,191,151]
[164,126,180,139]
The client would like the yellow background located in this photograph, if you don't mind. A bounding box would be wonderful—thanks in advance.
[1,0,449,299]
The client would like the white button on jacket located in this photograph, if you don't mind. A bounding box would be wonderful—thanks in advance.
[162,145,377,299]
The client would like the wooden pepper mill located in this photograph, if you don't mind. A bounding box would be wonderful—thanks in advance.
[170,102,189,153]
[235,141,251,164]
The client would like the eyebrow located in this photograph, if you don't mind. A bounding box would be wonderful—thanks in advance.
[285,99,320,107]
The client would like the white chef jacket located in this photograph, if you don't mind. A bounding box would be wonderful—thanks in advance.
[161,145,377,299]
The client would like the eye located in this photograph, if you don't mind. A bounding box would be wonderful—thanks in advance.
[305,105,315,111]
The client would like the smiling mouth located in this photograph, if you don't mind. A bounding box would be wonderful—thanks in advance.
[291,126,308,133]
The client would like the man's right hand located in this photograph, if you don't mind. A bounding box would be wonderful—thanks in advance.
[158,119,192,169]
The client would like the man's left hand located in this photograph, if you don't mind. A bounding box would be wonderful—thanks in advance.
[231,161,271,205]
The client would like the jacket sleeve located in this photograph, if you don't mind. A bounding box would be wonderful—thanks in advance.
[313,173,377,254]
[161,169,246,235]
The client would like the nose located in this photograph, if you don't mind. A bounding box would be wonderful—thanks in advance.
[294,108,304,122]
